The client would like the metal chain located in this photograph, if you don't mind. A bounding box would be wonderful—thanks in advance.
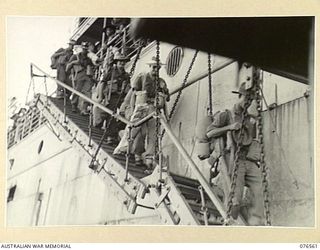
[89,43,144,169]
[154,41,161,160]
[254,68,271,226]
[207,53,213,116]
[161,50,198,139]
[128,40,144,77]
[225,92,253,224]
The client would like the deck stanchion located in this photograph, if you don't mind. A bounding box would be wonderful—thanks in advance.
[88,104,93,147]
[63,88,67,123]
[124,126,132,182]
[158,128,163,183]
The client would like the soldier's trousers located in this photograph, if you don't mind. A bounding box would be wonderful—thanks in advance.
[113,104,156,159]
[56,65,72,95]
[231,159,265,225]
[71,73,92,113]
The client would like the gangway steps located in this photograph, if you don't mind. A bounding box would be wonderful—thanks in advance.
[170,173,224,225]
[45,96,225,224]
[48,97,149,179]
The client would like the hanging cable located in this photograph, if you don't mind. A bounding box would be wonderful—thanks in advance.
[225,92,253,225]
[207,53,213,116]
[161,50,198,139]
[254,68,271,226]
[154,40,163,182]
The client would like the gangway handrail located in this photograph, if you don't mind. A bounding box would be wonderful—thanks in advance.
[31,63,131,126]
[159,114,230,223]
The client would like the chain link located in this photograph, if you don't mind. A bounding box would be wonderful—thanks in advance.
[129,40,144,77]
[254,68,271,226]
[154,41,161,159]
[225,67,271,226]
[161,50,198,139]
[207,53,213,116]
[225,90,253,224]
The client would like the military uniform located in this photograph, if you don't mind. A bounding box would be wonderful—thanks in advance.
[206,87,264,226]
[67,50,94,114]
[114,71,169,166]
[94,66,130,141]
[230,103,264,226]
[51,47,73,97]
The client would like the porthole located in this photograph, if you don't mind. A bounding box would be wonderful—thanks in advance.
[38,140,44,154]
[165,47,184,77]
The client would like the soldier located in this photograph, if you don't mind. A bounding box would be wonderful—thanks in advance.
[205,82,264,225]
[93,54,131,144]
[112,18,130,34]
[66,42,94,114]
[51,39,76,98]
[114,57,170,169]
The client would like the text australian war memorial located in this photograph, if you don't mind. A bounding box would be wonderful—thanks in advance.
[6,17,314,226]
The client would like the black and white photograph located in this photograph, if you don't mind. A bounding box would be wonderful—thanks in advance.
[5,16,315,230]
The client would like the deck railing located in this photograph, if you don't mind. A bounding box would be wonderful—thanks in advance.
[7,106,46,148]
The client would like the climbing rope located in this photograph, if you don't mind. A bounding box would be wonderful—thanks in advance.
[161,50,198,139]
[253,68,271,226]
[89,42,143,169]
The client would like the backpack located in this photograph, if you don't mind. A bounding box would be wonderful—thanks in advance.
[50,56,58,69]
[50,48,67,69]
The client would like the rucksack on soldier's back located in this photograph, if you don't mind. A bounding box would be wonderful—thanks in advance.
[50,48,65,69]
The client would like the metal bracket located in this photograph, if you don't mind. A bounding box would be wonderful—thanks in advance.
[155,186,170,208]
[69,130,78,143]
